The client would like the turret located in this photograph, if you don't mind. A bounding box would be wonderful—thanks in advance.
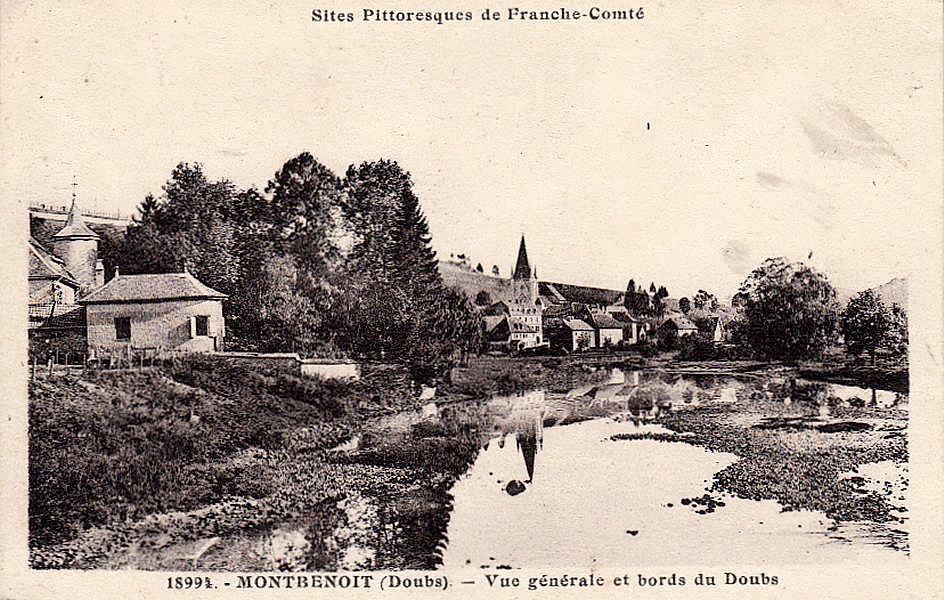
[52,196,100,296]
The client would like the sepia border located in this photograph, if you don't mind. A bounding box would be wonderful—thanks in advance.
[2,1,942,597]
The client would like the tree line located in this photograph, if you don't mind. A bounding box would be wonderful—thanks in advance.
[115,155,482,381]
[730,258,906,363]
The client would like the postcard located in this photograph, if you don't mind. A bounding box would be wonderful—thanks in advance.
[1,1,942,598]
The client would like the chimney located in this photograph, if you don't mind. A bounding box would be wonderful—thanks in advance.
[94,259,105,288]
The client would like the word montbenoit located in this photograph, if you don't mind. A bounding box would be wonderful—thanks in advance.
[312,7,645,24]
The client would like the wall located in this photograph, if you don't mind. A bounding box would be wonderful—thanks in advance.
[573,330,595,350]
[86,298,224,355]
[53,238,98,295]
[598,327,623,347]
[216,352,300,372]
[299,360,361,381]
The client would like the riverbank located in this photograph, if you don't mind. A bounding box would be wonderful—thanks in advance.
[29,352,909,568]
[611,374,909,550]
[29,353,615,568]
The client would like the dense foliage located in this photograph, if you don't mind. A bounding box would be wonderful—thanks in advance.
[734,258,840,361]
[841,290,907,363]
[117,156,482,380]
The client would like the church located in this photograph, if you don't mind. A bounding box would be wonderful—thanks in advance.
[483,236,544,350]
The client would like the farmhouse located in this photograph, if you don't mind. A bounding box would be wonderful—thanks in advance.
[545,317,595,352]
[658,315,698,341]
[584,312,625,348]
[80,269,227,356]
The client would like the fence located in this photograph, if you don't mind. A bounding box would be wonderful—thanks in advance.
[28,345,197,379]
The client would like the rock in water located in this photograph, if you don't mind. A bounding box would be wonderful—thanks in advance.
[505,480,526,496]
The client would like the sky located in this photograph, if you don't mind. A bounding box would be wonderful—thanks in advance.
[2,0,941,300]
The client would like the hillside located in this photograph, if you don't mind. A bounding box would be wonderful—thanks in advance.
[439,260,510,300]
[837,277,908,310]
[872,277,908,308]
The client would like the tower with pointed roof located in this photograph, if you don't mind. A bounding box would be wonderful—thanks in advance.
[52,188,103,296]
[511,235,539,304]
[499,235,542,349]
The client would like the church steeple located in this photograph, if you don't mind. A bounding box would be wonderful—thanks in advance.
[512,235,533,280]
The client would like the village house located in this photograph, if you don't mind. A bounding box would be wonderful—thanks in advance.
[604,304,640,344]
[482,315,512,351]
[584,311,625,348]
[658,314,699,342]
[545,317,595,352]
[29,199,107,322]
[28,198,111,356]
[80,268,228,357]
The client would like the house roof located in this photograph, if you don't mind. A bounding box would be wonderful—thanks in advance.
[606,307,640,323]
[660,314,698,330]
[542,304,572,318]
[482,315,506,332]
[484,316,510,342]
[587,312,625,329]
[29,237,79,287]
[538,281,622,306]
[562,318,594,331]
[53,200,100,240]
[80,271,228,304]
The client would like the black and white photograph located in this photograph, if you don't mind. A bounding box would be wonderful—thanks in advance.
[2,1,942,598]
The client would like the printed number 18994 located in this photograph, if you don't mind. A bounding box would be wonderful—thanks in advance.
[167,576,215,590]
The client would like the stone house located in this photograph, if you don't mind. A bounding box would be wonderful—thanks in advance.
[658,314,699,342]
[80,269,227,356]
[584,312,625,348]
[546,317,595,352]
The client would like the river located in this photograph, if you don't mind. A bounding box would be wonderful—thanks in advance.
[207,367,910,570]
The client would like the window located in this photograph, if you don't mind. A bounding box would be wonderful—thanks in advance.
[114,317,131,341]
[194,315,209,337]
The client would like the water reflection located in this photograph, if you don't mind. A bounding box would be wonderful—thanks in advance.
[264,368,908,570]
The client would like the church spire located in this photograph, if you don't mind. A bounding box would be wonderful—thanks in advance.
[512,235,532,280]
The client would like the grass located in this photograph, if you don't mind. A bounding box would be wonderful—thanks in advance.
[28,355,418,548]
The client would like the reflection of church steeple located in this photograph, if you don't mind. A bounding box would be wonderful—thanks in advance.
[515,431,537,482]
[514,416,543,483]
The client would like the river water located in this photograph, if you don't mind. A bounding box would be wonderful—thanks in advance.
[218,367,909,570]
[438,375,908,568]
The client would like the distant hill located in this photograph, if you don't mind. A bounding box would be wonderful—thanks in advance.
[837,277,908,310]
[438,260,510,301]
[872,277,908,308]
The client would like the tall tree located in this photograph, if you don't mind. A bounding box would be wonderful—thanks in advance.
[693,289,719,312]
[119,163,242,295]
[736,258,839,361]
[886,304,908,358]
[679,297,691,314]
[266,152,342,273]
[841,290,891,364]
